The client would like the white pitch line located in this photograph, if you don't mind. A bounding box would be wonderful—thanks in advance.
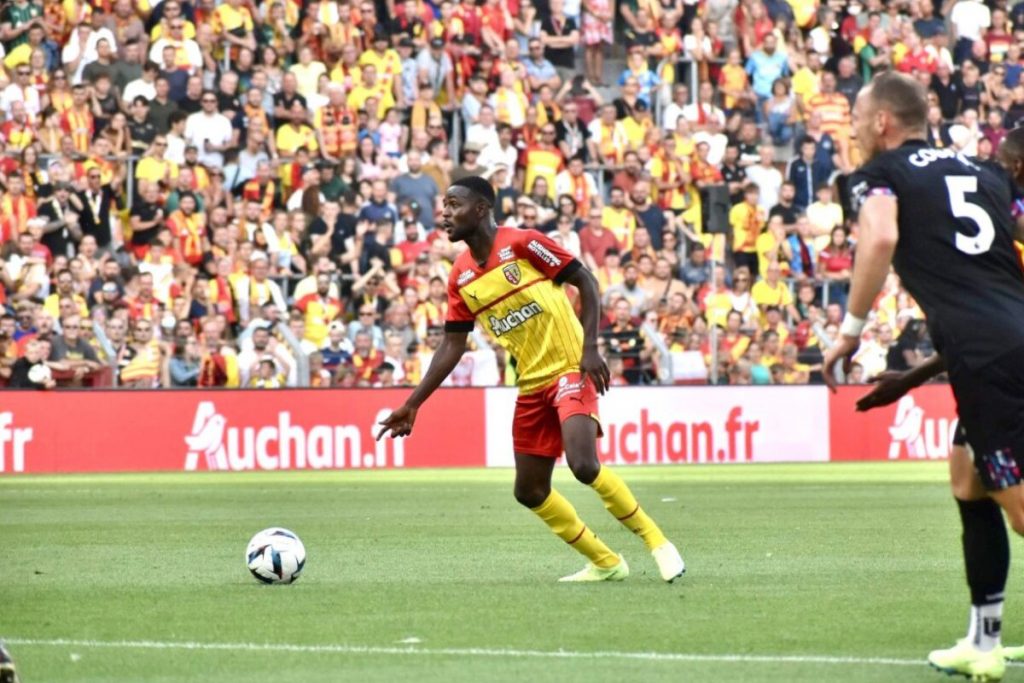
[4,638,924,667]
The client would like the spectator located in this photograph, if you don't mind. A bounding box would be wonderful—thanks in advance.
[729,183,764,277]
[745,34,789,121]
[603,263,650,317]
[600,298,651,385]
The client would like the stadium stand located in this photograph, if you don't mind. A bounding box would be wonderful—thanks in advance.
[0,0,958,390]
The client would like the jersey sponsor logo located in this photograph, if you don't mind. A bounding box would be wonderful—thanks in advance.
[498,246,514,262]
[888,395,957,460]
[183,401,404,471]
[488,301,543,337]
[907,146,978,170]
[528,240,562,267]
[457,270,475,286]
[502,263,521,285]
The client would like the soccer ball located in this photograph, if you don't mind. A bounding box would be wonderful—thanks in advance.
[245,528,306,584]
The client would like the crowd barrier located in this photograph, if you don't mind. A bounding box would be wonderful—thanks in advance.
[0,385,958,475]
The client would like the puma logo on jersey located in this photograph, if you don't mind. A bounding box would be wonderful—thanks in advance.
[488,302,543,337]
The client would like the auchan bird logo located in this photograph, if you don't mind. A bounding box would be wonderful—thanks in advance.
[888,395,957,460]
[184,403,229,471]
[183,401,403,471]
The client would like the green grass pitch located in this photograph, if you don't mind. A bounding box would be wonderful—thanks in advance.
[3,462,1022,682]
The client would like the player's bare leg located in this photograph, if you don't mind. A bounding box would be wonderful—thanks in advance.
[929,445,1009,681]
[514,452,626,582]
[561,415,684,582]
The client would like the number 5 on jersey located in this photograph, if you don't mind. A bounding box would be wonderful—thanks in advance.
[946,175,995,255]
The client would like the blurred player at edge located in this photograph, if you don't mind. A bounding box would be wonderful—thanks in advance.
[824,74,1024,681]
[852,127,1024,679]
[377,176,685,583]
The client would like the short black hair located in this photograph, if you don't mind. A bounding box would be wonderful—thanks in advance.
[868,71,928,131]
[450,175,495,206]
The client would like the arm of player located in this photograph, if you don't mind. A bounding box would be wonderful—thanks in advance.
[564,265,610,395]
[376,330,469,440]
[823,194,899,391]
[856,353,947,412]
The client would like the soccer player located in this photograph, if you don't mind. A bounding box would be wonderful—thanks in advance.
[377,176,685,583]
[851,127,1024,678]
[824,73,1024,681]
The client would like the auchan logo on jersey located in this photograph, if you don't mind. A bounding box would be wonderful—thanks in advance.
[183,401,404,471]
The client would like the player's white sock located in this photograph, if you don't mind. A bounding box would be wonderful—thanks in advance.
[966,602,1003,652]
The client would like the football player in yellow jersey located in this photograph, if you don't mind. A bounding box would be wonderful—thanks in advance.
[378,176,685,583]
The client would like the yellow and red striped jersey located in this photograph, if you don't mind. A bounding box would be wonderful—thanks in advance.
[446,228,583,394]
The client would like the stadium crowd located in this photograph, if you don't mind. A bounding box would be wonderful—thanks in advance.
[0,0,988,389]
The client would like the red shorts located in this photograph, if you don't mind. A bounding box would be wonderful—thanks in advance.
[512,372,602,458]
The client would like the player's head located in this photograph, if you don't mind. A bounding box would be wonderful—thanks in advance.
[853,71,928,162]
[998,126,1024,186]
[443,176,495,241]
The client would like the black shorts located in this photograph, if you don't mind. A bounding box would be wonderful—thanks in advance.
[950,353,1024,492]
[953,422,967,447]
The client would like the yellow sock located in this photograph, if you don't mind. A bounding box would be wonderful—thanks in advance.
[531,489,619,568]
[590,466,668,551]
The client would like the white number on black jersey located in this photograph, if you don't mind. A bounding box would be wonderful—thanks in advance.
[946,175,995,255]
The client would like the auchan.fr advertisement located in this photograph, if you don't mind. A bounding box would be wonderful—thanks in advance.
[0,385,960,475]
[829,384,958,461]
[0,389,486,475]
[484,386,831,467]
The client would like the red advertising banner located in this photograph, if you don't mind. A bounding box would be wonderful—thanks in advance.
[0,389,487,475]
[829,384,958,461]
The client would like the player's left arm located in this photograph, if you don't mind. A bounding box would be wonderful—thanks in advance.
[856,352,946,412]
[564,264,610,394]
[823,193,899,391]
[518,229,610,393]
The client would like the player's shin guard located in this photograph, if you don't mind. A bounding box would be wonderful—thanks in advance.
[589,466,668,551]
[532,489,619,568]
[957,497,1009,652]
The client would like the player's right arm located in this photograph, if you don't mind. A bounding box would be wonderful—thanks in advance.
[376,267,475,440]
[823,173,899,391]
[855,353,947,412]
[376,330,469,440]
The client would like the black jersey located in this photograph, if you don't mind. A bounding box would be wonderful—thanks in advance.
[849,139,1024,369]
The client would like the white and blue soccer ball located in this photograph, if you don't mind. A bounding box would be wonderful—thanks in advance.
[246,528,306,584]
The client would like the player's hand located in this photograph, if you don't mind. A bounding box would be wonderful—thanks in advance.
[855,372,913,412]
[822,335,859,393]
[376,404,418,440]
[581,345,610,395]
